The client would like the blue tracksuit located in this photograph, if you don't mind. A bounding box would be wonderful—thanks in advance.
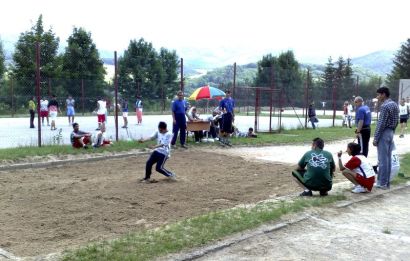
[171,99,188,145]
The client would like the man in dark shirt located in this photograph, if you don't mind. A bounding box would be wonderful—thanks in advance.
[171,91,189,148]
[373,87,399,189]
[219,90,235,146]
[354,96,372,157]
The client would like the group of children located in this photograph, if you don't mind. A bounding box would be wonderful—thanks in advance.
[70,122,112,149]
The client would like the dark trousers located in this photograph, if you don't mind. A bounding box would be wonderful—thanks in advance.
[208,126,218,138]
[194,131,203,142]
[29,109,35,128]
[145,151,172,179]
[358,128,371,157]
[171,114,186,145]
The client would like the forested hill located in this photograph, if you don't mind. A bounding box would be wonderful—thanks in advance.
[185,50,394,92]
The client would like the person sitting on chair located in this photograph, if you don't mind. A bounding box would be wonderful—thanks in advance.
[187,106,204,143]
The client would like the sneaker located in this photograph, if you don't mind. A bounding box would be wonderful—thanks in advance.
[351,185,367,193]
[181,144,188,149]
[399,134,404,138]
[83,145,89,149]
[171,145,177,149]
[319,191,328,196]
[168,173,177,181]
[375,184,389,190]
[299,190,313,197]
[140,178,158,183]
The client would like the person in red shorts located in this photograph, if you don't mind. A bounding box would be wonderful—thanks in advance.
[70,122,92,149]
[337,142,376,193]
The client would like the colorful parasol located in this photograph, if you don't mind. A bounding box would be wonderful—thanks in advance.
[188,85,226,101]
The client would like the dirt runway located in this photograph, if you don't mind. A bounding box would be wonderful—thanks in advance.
[0,148,302,257]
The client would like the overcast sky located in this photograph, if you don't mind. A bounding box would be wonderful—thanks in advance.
[1,0,408,66]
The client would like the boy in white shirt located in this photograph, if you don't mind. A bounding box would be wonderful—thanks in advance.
[139,121,176,183]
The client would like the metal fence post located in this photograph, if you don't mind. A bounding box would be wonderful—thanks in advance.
[114,51,119,142]
[35,42,42,147]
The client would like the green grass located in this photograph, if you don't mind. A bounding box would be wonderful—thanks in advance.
[62,194,345,261]
[0,140,153,161]
[225,126,356,146]
[0,126,356,162]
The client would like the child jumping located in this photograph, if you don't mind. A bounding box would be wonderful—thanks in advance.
[139,121,176,183]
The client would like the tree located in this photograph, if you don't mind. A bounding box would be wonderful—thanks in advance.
[388,38,410,99]
[322,56,335,101]
[61,27,106,101]
[389,39,410,79]
[11,15,60,97]
[343,58,355,98]
[118,38,179,108]
[0,38,5,79]
[277,51,303,100]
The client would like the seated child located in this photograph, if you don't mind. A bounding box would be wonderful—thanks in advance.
[93,123,112,148]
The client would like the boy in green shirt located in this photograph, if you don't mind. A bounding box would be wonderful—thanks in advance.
[292,137,335,196]
[29,96,36,128]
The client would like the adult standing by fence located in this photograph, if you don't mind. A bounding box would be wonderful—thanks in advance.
[219,90,235,146]
[135,95,143,125]
[373,87,399,189]
[29,96,36,129]
[66,95,75,126]
[354,96,372,157]
[171,91,188,149]
[308,101,317,129]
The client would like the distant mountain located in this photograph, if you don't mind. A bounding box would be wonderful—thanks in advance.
[351,50,395,75]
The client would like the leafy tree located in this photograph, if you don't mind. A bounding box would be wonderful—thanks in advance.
[11,15,60,97]
[321,57,335,101]
[118,38,179,108]
[343,58,355,98]
[158,48,179,98]
[0,38,5,79]
[277,51,303,100]
[61,27,106,103]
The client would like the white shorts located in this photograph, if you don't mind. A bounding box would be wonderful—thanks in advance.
[49,111,58,120]
[122,112,128,117]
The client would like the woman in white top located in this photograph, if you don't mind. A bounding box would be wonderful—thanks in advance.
[399,98,409,138]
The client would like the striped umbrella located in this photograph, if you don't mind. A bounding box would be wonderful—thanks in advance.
[188,85,226,101]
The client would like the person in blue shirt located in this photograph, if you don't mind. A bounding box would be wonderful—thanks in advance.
[219,90,235,146]
[354,96,372,157]
[171,91,189,148]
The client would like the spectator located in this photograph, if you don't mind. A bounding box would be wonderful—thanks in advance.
[66,95,75,125]
[28,96,36,129]
[135,95,143,125]
[187,106,204,143]
[48,94,60,131]
[292,137,335,196]
[337,142,376,193]
[398,98,409,138]
[373,87,399,189]
[40,96,49,126]
[308,101,318,129]
[96,97,107,130]
[219,90,235,146]
[171,91,189,149]
[93,123,112,148]
[70,122,92,149]
[354,96,372,157]
[121,98,129,128]
[342,101,353,128]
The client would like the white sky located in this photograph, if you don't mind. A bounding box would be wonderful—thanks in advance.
[1,0,409,66]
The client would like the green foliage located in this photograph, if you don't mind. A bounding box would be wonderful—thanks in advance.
[60,27,107,107]
[0,38,5,78]
[118,38,179,102]
[11,15,60,89]
[387,39,410,98]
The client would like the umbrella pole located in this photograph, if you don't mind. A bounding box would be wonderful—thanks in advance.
[207,99,209,113]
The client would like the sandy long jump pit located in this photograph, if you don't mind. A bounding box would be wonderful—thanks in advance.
[0,148,337,257]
